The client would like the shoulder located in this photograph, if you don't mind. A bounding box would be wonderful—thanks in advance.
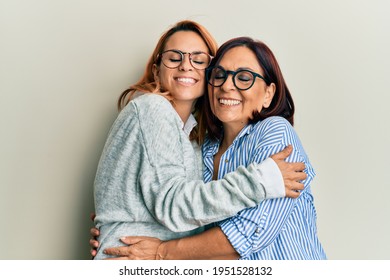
[256,116,293,131]
[251,116,295,146]
[131,93,173,116]
[130,94,183,141]
[112,94,181,144]
[250,117,308,163]
[126,93,179,127]
[251,117,316,185]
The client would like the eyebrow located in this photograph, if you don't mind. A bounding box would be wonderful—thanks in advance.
[164,48,208,54]
[219,66,259,72]
[237,67,256,71]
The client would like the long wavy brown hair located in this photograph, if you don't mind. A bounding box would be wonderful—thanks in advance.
[117,20,218,144]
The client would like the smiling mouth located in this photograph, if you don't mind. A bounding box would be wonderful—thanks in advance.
[219,98,241,106]
[175,77,197,84]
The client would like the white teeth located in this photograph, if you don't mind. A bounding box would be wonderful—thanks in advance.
[177,77,196,84]
[219,99,241,106]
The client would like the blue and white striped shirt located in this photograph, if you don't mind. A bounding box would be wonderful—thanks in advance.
[202,116,327,260]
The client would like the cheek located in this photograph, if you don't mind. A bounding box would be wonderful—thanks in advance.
[159,67,171,79]
[249,88,266,111]
[255,99,264,111]
[252,102,264,114]
[159,71,172,89]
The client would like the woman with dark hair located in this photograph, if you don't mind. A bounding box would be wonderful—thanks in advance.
[92,21,306,260]
[100,37,326,260]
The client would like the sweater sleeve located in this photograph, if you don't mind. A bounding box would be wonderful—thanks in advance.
[136,95,285,232]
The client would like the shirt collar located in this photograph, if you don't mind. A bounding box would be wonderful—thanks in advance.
[182,114,197,137]
[236,123,254,139]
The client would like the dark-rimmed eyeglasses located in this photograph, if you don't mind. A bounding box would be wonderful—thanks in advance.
[158,49,213,70]
[207,66,269,90]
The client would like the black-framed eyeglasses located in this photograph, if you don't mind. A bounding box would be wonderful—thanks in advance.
[158,49,213,70]
[207,66,269,90]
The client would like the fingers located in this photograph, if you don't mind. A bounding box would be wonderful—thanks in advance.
[104,246,130,256]
[288,162,306,173]
[90,249,97,257]
[119,236,146,245]
[89,238,99,249]
[285,189,300,199]
[90,227,100,238]
[90,212,96,221]
[89,227,100,257]
[288,169,307,182]
[293,181,305,191]
[270,145,309,199]
[285,170,307,183]
[271,145,292,160]
[284,181,304,198]
[285,180,304,191]
[104,256,130,260]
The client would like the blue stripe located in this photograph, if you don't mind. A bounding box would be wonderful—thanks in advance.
[202,116,326,260]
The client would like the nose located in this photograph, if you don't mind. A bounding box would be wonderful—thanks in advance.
[178,53,193,71]
[221,73,235,91]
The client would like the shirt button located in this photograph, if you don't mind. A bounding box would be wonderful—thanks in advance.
[225,159,229,163]
[255,228,260,233]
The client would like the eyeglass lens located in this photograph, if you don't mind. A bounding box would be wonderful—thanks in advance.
[161,50,211,70]
[208,68,256,90]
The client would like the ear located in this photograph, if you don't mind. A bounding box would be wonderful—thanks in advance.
[263,83,276,108]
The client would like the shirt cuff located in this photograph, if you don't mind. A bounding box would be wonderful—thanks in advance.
[255,157,284,199]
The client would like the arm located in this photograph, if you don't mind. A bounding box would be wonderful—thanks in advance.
[104,194,297,259]
[91,145,305,259]
[156,227,238,260]
[161,189,295,259]
[104,118,312,259]
[103,227,237,260]
[165,195,298,258]
[137,95,305,232]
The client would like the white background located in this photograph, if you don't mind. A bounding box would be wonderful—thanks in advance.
[1,0,389,259]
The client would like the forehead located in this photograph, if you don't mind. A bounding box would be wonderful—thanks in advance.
[219,46,262,72]
[164,31,209,52]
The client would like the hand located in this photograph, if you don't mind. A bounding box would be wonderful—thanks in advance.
[104,236,163,260]
[89,212,100,258]
[270,145,307,198]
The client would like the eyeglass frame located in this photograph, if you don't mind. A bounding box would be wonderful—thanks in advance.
[157,49,214,70]
[206,66,270,90]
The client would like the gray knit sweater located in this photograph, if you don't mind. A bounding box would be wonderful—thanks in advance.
[93,94,283,259]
